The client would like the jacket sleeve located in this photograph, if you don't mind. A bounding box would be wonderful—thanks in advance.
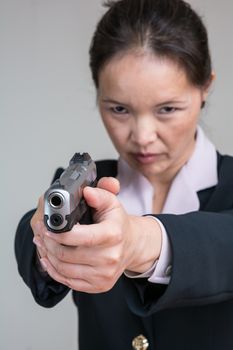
[15,183,71,309]
[122,209,233,316]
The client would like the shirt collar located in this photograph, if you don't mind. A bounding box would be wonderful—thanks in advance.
[117,126,218,215]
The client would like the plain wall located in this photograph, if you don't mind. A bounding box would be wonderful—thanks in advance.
[1,1,232,349]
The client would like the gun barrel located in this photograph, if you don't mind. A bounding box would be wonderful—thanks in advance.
[48,192,64,209]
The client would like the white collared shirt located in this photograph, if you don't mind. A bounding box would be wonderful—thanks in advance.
[117,126,218,284]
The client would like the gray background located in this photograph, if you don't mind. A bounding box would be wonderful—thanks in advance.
[1,0,232,349]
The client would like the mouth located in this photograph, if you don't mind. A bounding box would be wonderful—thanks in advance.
[132,152,164,165]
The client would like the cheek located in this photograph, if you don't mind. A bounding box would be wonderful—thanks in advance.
[164,117,198,153]
[100,114,115,138]
[101,119,128,149]
[110,129,128,150]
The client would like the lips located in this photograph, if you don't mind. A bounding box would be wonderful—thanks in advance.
[132,152,163,164]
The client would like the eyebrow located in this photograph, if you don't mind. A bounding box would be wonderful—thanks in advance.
[101,97,187,107]
[101,98,130,107]
[156,100,187,107]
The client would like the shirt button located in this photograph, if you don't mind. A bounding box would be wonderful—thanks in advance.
[165,265,172,276]
[132,334,149,350]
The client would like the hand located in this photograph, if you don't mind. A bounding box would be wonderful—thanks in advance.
[32,177,162,293]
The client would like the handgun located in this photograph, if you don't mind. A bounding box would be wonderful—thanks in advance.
[44,152,97,233]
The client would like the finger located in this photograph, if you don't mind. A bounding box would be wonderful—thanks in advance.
[30,196,46,235]
[46,252,92,279]
[83,186,119,213]
[45,220,119,247]
[40,257,94,292]
[97,177,120,195]
[38,195,45,210]
[41,257,112,293]
[31,221,45,237]
[39,257,71,287]
[45,235,121,267]
[43,235,95,264]
[43,235,78,261]
[33,236,47,257]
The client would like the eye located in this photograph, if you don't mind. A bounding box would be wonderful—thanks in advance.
[110,105,129,114]
[159,106,178,114]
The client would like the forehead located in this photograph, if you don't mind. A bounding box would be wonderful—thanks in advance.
[98,52,194,101]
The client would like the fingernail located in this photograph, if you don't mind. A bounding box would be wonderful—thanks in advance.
[33,237,42,248]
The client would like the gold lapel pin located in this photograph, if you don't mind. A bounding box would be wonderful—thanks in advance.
[132,334,149,350]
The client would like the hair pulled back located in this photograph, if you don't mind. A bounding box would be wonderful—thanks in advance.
[89,0,212,89]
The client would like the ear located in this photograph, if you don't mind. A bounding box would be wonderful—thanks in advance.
[202,71,216,101]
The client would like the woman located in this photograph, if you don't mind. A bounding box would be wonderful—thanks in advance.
[15,0,233,349]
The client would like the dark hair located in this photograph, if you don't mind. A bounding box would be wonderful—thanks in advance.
[89,0,212,89]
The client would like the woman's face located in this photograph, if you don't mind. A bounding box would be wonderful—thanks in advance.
[98,52,210,185]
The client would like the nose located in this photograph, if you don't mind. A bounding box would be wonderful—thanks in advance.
[130,116,157,147]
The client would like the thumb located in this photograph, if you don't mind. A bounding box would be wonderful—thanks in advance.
[83,186,119,214]
[97,177,120,195]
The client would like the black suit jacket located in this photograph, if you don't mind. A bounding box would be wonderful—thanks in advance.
[15,153,233,350]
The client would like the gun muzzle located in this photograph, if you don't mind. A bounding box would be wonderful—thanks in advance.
[48,193,64,209]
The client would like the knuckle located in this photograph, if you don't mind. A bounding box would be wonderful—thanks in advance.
[110,226,123,244]
[103,222,122,245]
[103,266,117,283]
[106,251,121,266]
